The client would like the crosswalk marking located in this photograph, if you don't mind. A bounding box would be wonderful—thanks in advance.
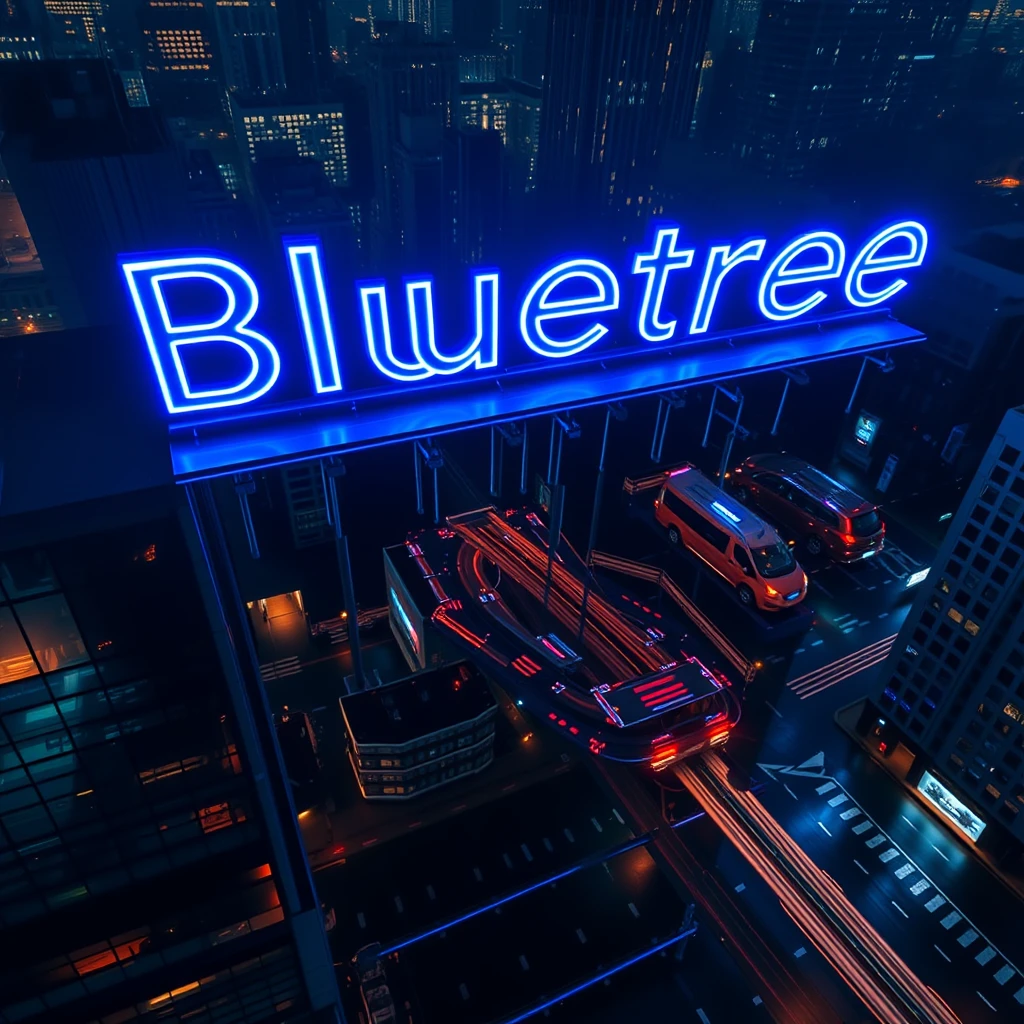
[259,656,302,681]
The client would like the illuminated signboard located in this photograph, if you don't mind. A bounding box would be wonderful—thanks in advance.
[917,770,985,843]
[119,220,928,476]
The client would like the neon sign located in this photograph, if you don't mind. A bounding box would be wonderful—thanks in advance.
[121,220,928,421]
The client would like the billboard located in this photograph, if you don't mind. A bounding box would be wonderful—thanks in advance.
[119,220,928,478]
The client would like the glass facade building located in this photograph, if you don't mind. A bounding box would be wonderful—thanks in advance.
[0,489,342,1023]
[879,405,1024,845]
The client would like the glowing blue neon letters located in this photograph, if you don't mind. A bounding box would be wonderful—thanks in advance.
[120,220,927,416]
[122,256,281,413]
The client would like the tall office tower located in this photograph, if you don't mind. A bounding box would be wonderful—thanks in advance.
[505,78,541,194]
[514,0,545,87]
[452,0,500,46]
[231,94,351,187]
[537,0,712,222]
[364,21,457,260]
[139,0,218,80]
[277,0,331,99]
[732,0,970,182]
[443,125,505,264]
[0,487,342,1021]
[877,406,1024,849]
[42,0,109,57]
[0,0,45,60]
[214,0,287,95]
[0,58,212,329]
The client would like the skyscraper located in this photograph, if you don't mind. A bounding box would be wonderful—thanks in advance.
[537,0,712,221]
[730,0,970,182]
[514,0,546,87]
[231,94,351,187]
[139,0,218,81]
[214,0,287,95]
[277,0,331,99]
[42,0,109,57]
[364,21,457,260]
[876,405,1024,848]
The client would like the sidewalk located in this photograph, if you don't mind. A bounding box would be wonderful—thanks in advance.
[835,697,1024,904]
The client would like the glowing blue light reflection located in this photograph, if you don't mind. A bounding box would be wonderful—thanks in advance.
[844,221,928,307]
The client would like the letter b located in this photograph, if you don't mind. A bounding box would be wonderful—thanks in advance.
[121,255,281,414]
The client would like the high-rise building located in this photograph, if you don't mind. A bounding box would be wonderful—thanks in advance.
[731,0,970,182]
[0,58,217,329]
[0,0,44,61]
[276,0,331,99]
[214,0,287,95]
[139,0,218,80]
[452,0,500,46]
[364,21,457,260]
[537,0,712,221]
[514,0,545,87]
[231,94,351,187]
[876,405,1024,848]
[42,0,109,57]
[0,419,343,1024]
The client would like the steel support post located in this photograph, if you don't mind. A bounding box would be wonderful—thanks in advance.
[324,458,365,689]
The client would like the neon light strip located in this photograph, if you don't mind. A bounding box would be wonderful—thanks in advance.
[498,927,699,1024]
[380,832,655,955]
[711,500,741,523]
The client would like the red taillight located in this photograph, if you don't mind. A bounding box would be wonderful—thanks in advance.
[841,533,857,546]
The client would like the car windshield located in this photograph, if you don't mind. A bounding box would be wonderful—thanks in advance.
[851,510,882,536]
[750,541,796,579]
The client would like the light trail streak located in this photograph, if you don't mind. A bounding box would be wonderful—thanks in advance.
[678,755,962,1024]
[788,634,897,699]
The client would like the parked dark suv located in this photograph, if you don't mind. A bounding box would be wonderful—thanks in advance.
[730,453,885,562]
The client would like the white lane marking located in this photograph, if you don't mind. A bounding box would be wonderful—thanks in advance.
[753,995,763,1006]
[591,817,603,833]
[473,866,483,881]
[543,837,554,852]
[394,895,404,913]
[894,863,915,880]
[977,992,997,1012]
[357,912,366,929]
[854,859,869,875]
[879,848,900,863]
[794,947,807,958]
[901,815,918,831]
[503,853,514,869]
[852,820,873,835]
[891,901,909,919]
[816,781,837,795]
[459,983,470,1001]
[959,929,979,948]
[784,784,799,801]
[935,945,951,962]
[628,902,640,918]
[828,793,849,807]
[994,964,1015,985]
[697,1010,711,1024]
[426,884,436,901]
[840,807,862,820]
[564,828,575,843]
[613,808,625,824]
[878,611,889,618]
[764,700,783,718]
[931,844,950,862]
[924,895,946,913]
[519,955,530,971]
[735,882,746,893]
[977,946,996,966]
[818,822,832,837]
[521,843,533,862]
[807,772,1024,984]
[576,927,587,944]
[811,638,824,646]
[865,834,886,848]
[909,878,931,895]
